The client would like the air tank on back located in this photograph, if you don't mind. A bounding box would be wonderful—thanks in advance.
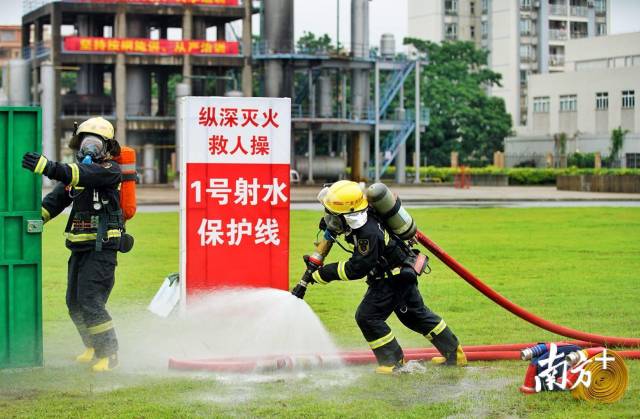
[366,183,417,240]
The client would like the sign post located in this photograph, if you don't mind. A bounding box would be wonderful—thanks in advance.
[179,97,291,301]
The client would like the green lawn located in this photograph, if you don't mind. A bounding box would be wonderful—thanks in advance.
[1,207,639,418]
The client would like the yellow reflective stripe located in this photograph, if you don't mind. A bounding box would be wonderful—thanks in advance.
[391,267,401,275]
[426,320,447,341]
[41,207,51,223]
[69,163,80,186]
[369,331,395,350]
[384,230,390,245]
[337,261,349,281]
[88,320,114,335]
[65,229,121,242]
[34,156,48,174]
[312,270,328,285]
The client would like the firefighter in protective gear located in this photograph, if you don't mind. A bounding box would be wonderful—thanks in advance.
[22,116,123,372]
[310,181,466,373]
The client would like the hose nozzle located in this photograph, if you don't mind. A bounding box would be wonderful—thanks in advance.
[521,343,549,361]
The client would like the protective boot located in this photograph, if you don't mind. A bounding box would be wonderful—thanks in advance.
[426,325,466,366]
[375,359,406,375]
[75,347,95,364]
[92,353,119,372]
[376,359,427,375]
[431,345,467,366]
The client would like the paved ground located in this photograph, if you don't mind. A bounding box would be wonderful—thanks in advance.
[43,184,640,207]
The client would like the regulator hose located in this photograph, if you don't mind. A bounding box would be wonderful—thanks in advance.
[415,231,640,348]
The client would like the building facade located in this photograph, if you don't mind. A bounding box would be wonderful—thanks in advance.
[0,26,22,66]
[407,0,610,126]
[21,0,252,183]
[506,32,640,168]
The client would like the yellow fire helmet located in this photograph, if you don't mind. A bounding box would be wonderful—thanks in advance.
[320,180,368,215]
[69,117,115,150]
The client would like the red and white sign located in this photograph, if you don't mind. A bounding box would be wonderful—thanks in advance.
[72,0,239,5]
[179,97,291,299]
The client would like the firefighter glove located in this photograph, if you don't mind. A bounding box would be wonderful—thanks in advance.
[303,255,320,271]
[22,152,51,175]
[301,269,316,285]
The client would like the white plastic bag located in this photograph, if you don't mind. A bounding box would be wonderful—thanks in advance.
[147,273,180,317]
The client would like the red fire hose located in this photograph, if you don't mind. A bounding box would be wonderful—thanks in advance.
[169,230,640,373]
[169,348,640,372]
[415,231,640,348]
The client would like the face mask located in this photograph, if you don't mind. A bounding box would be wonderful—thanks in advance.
[344,210,368,230]
[77,135,106,163]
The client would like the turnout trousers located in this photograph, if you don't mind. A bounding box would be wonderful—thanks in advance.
[355,268,460,366]
[66,249,119,358]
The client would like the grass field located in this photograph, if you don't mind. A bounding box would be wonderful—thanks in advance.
[1,207,639,418]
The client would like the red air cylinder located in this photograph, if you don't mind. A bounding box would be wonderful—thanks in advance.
[115,146,137,220]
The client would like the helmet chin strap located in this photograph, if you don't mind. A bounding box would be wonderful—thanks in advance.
[344,211,368,230]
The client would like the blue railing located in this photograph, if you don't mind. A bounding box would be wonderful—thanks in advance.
[378,119,416,177]
[22,41,50,59]
[379,61,415,117]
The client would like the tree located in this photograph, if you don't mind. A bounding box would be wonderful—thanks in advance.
[609,126,629,167]
[403,38,513,166]
[296,31,335,54]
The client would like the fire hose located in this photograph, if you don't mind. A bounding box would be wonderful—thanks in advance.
[171,186,638,401]
[414,230,640,348]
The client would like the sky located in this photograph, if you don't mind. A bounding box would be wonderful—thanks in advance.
[3,0,640,50]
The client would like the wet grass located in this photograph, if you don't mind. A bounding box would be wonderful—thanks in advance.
[1,207,639,418]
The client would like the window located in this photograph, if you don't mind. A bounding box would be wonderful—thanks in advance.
[445,0,458,14]
[533,96,549,113]
[622,90,635,109]
[445,23,458,40]
[594,0,606,13]
[481,21,489,38]
[520,19,532,35]
[559,95,577,112]
[595,92,608,110]
[520,70,528,86]
[520,44,534,61]
[470,25,476,38]
[627,153,640,169]
[470,1,475,14]
[520,0,531,8]
[597,23,606,36]
[0,31,17,42]
[482,0,489,13]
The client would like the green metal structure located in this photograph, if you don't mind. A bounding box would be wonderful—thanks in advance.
[0,107,43,369]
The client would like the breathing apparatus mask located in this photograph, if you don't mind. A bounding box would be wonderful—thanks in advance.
[317,184,369,234]
[77,134,107,164]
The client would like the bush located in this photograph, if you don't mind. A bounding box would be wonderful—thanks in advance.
[397,166,640,185]
[568,152,596,168]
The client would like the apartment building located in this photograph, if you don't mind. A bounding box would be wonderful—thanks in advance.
[506,32,640,168]
[407,0,610,126]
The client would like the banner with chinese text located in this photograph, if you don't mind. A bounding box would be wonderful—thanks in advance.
[72,0,238,5]
[179,97,291,298]
[63,37,240,55]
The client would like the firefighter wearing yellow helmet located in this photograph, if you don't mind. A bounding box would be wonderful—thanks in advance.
[308,180,466,373]
[22,116,124,372]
